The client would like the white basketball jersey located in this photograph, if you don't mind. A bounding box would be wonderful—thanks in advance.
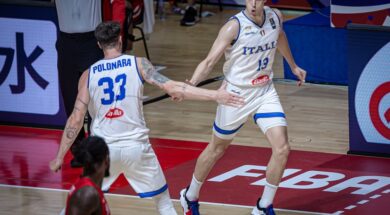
[223,7,281,88]
[88,55,149,145]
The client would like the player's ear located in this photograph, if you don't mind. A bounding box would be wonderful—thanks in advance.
[105,155,110,165]
[97,41,102,49]
[104,155,110,177]
[118,36,123,49]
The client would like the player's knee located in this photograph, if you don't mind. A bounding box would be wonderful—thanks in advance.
[206,143,228,161]
[214,144,228,158]
[274,142,290,159]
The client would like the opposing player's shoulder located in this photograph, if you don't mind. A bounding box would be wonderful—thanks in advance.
[74,186,99,204]
[70,186,100,212]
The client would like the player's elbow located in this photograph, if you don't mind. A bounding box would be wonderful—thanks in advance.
[203,58,216,71]
[68,113,84,128]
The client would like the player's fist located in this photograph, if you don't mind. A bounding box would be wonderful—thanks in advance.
[49,158,63,173]
[292,66,306,86]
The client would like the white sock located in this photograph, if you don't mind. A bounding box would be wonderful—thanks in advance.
[186,175,203,201]
[153,190,177,215]
[259,181,278,208]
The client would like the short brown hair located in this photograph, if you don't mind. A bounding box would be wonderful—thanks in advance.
[95,21,121,49]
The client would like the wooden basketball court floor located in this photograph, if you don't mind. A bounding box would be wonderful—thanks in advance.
[1,6,389,215]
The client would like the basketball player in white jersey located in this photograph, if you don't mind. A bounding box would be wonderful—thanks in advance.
[179,0,306,214]
[49,21,244,215]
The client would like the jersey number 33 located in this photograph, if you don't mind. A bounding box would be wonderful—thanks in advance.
[98,74,127,105]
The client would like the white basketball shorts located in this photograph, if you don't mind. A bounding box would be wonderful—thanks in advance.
[213,81,287,140]
[102,140,167,198]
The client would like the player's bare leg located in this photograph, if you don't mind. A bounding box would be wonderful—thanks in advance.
[153,190,177,215]
[195,135,233,182]
[180,135,233,214]
[252,126,290,215]
[265,126,290,186]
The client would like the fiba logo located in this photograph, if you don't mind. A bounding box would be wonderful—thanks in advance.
[355,42,390,144]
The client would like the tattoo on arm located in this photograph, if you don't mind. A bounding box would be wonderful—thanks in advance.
[153,72,170,84]
[76,98,88,107]
[65,126,77,139]
[73,106,81,113]
[141,58,170,85]
[72,98,87,114]
[182,83,187,92]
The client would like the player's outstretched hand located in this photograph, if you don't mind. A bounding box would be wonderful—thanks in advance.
[49,157,63,173]
[171,79,195,102]
[292,66,306,86]
[216,81,245,107]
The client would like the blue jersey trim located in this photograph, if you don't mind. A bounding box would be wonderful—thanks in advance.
[134,56,145,84]
[229,16,241,46]
[213,122,243,135]
[253,112,286,124]
[241,10,266,28]
[138,184,168,198]
[271,8,281,26]
[87,66,92,89]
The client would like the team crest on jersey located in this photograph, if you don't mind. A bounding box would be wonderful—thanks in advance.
[244,26,252,31]
[105,108,124,119]
[270,18,276,29]
[252,75,270,86]
[244,26,257,35]
[260,30,266,36]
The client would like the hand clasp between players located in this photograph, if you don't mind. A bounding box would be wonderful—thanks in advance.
[169,80,245,107]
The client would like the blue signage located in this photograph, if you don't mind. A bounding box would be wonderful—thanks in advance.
[348,25,390,155]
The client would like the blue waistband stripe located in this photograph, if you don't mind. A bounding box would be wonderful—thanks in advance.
[138,184,168,198]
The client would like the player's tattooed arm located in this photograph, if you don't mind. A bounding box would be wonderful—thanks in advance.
[136,57,244,105]
[65,126,77,140]
[64,97,87,144]
[139,57,189,98]
[140,57,170,87]
[49,71,90,172]
[137,58,184,100]
[65,97,87,144]
[54,98,86,162]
